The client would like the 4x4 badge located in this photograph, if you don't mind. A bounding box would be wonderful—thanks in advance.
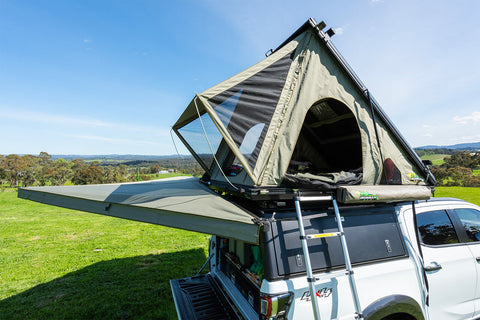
[301,288,333,301]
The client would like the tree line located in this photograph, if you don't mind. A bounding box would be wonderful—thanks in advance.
[0,152,204,189]
[429,151,480,187]
[2,150,479,189]
[414,148,459,157]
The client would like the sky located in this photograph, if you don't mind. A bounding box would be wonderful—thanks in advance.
[1,0,479,155]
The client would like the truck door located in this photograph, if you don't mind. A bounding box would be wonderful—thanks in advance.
[414,208,476,319]
[449,206,480,318]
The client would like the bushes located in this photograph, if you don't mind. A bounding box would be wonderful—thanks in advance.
[429,151,480,187]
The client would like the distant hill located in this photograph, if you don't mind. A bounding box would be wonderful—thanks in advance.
[416,142,480,151]
[51,154,185,161]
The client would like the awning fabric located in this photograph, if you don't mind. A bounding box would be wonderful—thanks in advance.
[337,185,432,204]
[18,177,260,244]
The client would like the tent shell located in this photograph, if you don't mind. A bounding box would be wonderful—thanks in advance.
[173,18,436,190]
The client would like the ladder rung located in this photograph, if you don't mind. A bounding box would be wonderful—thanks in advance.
[295,195,333,202]
[302,232,343,239]
[309,269,350,282]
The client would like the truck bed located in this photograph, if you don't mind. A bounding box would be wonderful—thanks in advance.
[170,274,242,320]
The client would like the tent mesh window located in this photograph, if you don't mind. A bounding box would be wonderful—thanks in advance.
[288,98,362,177]
[176,112,220,172]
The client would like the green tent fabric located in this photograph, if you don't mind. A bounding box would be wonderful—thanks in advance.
[18,177,260,244]
[173,18,436,189]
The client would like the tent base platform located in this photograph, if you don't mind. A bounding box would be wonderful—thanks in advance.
[207,179,433,210]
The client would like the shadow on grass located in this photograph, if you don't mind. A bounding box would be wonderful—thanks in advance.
[0,248,207,320]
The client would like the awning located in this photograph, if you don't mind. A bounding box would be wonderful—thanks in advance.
[18,177,260,244]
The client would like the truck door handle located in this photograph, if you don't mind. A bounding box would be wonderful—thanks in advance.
[424,261,442,271]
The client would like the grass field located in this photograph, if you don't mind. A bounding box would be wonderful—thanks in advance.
[420,153,449,166]
[0,189,209,319]
[1,186,479,319]
[145,173,191,180]
[435,186,480,205]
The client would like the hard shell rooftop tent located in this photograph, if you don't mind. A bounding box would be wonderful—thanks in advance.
[18,18,435,245]
[173,18,436,192]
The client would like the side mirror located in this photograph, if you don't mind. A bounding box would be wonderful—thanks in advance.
[422,160,433,166]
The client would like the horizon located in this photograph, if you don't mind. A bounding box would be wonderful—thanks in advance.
[3,139,480,158]
[1,1,480,155]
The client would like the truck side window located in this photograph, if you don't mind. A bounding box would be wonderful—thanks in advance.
[454,208,480,242]
[416,210,459,246]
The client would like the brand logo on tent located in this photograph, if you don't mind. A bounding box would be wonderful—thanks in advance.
[408,172,424,182]
[356,191,378,201]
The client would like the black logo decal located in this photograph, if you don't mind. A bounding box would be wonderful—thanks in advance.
[300,287,333,301]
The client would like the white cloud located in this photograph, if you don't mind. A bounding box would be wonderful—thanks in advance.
[0,108,169,136]
[371,0,384,3]
[83,39,92,43]
[67,134,161,146]
[448,133,480,142]
[453,111,480,125]
[1,109,111,128]
[334,27,344,35]
[423,133,433,137]
[422,124,434,129]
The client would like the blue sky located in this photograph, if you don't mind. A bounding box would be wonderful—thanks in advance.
[1,0,479,155]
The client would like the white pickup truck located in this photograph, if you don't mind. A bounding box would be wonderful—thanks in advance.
[171,197,480,320]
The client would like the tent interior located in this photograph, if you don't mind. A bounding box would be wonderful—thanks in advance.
[288,98,362,175]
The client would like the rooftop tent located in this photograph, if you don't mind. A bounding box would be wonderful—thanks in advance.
[173,18,436,189]
[18,18,435,245]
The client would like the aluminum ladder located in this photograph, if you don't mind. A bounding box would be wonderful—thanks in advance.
[294,194,363,320]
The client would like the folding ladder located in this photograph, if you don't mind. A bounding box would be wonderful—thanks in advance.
[294,194,363,320]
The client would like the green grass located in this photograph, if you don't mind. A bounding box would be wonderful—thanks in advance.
[421,153,449,166]
[435,186,480,206]
[0,189,209,319]
[474,170,480,176]
[146,173,191,180]
[1,185,479,319]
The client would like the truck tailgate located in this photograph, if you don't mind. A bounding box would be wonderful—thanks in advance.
[170,274,242,320]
